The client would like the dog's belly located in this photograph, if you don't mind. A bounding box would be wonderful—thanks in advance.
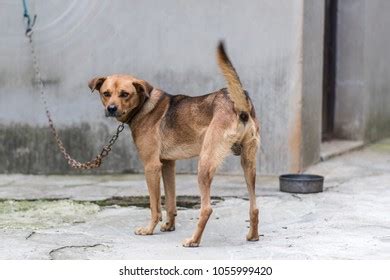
[160,142,202,160]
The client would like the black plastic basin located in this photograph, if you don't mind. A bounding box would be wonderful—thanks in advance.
[279,174,324,194]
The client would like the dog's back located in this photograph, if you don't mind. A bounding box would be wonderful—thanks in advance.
[159,42,258,160]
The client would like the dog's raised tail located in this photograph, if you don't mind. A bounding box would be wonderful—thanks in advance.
[217,41,251,115]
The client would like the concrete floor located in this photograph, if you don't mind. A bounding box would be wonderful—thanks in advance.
[0,139,389,259]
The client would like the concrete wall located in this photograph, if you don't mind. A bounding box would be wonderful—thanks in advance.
[364,0,390,141]
[0,0,324,175]
[335,0,390,141]
[301,0,325,170]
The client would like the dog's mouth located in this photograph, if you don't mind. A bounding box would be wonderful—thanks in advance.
[105,110,128,118]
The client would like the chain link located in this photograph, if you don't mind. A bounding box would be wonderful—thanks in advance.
[26,33,125,169]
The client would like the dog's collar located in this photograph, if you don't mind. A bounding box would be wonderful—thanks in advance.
[122,94,148,125]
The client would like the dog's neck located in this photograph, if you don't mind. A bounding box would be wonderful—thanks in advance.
[126,88,164,128]
[123,94,148,125]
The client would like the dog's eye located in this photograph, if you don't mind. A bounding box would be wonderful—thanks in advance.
[119,91,129,98]
[103,91,111,98]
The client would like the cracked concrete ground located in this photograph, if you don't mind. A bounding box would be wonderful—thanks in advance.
[0,139,389,259]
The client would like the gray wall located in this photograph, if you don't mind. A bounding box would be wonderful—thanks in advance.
[301,0,325,170]
[0,0,324,175]
[335,0,390,141]
[364,0,390,141]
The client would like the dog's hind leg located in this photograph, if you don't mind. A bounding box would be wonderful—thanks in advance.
[183,118,235,247]
[241,135,260,241]
[161,160,176,232]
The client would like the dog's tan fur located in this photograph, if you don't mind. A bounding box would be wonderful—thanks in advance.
[89,42,260,247]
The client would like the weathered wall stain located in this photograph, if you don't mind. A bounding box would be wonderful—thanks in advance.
[0,123,140,174]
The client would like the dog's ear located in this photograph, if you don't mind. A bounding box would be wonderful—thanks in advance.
[88,76,106,92]
[132,80,153,98]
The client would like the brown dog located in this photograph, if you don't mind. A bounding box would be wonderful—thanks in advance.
[89,42,260,247]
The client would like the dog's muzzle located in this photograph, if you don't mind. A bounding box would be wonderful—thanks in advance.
[106,105,118,117]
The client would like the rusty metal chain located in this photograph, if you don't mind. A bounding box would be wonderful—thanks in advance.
[26,32,125,169]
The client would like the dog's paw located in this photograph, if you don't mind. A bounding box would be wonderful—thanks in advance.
[246,232,260,241]
[134,227,153,235]
[160,223,175,232]
[182,238,200,248]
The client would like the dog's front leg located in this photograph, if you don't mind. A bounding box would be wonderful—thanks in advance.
[134,162,162,235]
[161,160,176,232]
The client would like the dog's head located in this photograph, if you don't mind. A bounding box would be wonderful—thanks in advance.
[88,74,152,122]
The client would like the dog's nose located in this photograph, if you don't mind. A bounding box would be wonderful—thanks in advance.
[107,105,117,114]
